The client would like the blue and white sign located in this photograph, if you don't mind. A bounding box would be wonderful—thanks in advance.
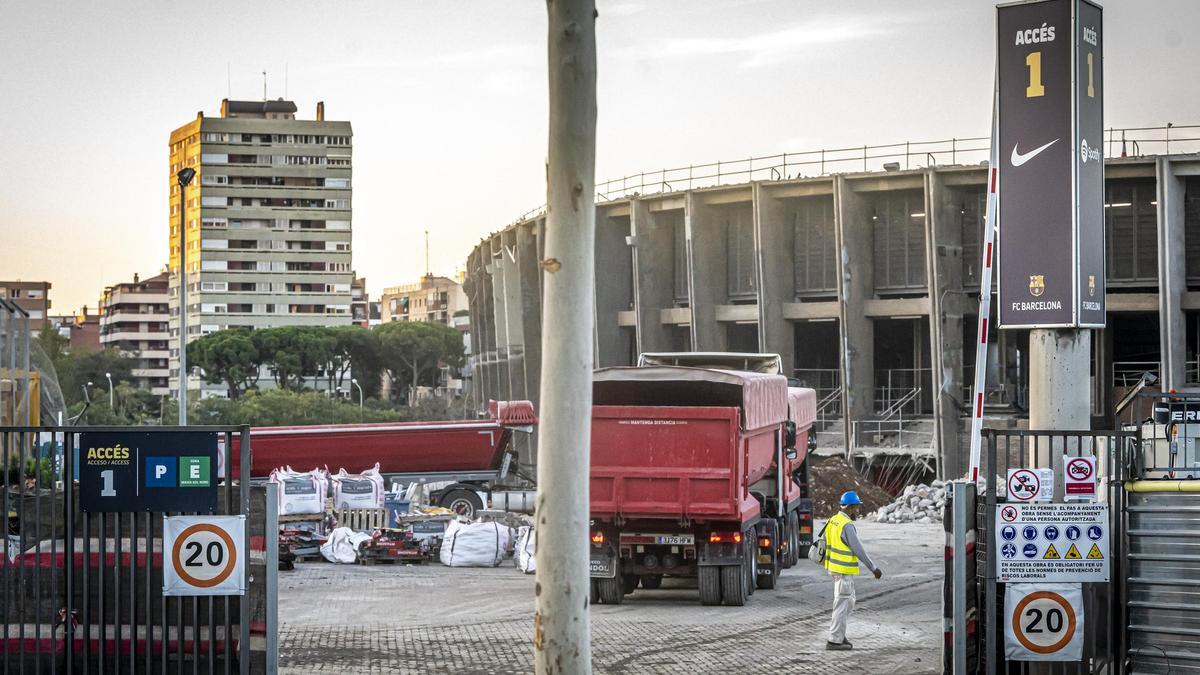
[1002,543,1018,558]
[1002,525,1017,541]
[996,502,1109,582]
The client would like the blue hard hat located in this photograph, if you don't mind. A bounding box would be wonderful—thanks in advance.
[840,491,863,506]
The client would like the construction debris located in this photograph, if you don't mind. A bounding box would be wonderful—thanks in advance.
[872,482,946,524]
[809,455,893,518]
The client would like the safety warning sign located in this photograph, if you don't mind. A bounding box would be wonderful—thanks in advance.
[1007,468,1054,502]
[995,503,1109,582]
[1063,455,1097,502]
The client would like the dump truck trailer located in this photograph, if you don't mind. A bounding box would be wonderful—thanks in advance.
[588,366,816,606]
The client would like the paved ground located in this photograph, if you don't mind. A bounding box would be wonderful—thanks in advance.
[279,522,944,674]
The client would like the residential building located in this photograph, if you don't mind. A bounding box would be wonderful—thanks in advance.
[99,272,171,395]
[167,97,354,397]
[380,274,468,325]
[351,275,369,327]
[0,281,51,322]
[49,307,101,352]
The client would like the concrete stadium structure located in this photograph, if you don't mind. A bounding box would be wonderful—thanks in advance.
[464,130,1200,479]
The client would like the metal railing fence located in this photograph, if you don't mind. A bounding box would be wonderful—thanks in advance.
[507,124,1200,223]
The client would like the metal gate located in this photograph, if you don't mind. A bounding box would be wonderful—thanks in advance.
[1122,391,1200,674]
[1,425,270,674]
[978,428,1135,675]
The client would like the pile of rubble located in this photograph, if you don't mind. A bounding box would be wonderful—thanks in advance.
[809,456,893,518]
[872,481,946,524]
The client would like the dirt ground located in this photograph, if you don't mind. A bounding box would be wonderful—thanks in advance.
[279,521,943,674]
[809,455,894,517]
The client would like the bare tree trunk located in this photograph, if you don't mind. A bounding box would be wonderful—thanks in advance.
[535,1,596,673]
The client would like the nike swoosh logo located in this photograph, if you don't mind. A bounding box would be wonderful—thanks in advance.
[1010,139,1059,167]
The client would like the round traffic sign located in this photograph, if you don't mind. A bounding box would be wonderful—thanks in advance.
[1008,469,1040,501]
[1087,525,1103,541]
[1001,505,1019,522]
[1044,525,1060,541]
[1012,591,1078,654]
[1001,543,1017,558]
[1022,543,1038,558]
[1022,526,1038,541]
[171,523,238,588]
[1001,525,1017,541]
[1066,457,1094,481]
[1065,525,1081,541]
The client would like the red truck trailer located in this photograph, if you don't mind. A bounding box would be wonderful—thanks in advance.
[588,366,816,606]
[227,400,537,516]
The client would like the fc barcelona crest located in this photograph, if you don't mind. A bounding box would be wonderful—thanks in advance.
[1029,275,1045,297]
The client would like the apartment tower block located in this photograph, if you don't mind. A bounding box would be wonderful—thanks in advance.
[167,98,353,397]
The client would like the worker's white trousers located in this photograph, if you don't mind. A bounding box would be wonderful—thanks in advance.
[828,572,856,643]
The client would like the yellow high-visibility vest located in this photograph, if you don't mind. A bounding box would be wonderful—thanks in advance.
[823,512,860,576]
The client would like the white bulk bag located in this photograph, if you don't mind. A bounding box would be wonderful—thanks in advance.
[440,520,513,568]
[331,463,385,510]
[268,466,329,516]
[515,526,536,574]
[320,526,373,563]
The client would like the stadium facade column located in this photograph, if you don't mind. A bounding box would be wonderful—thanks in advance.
[685,191,722,350]
[630,199,676,354]
[1157,156,1187,390]
[595,206,635,366]
[754,182,795,374]
[925,168,966,479]
[516,220,543,468]
[487,237,513,410]
[834,175,875,452]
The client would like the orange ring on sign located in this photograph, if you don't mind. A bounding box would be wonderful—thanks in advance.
[171,523,237,588]
[1011,591,1077,654]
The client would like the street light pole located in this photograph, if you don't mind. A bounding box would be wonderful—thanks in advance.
[534,1,597,672]
[351,378,364,410]
[176,167,196,425]
[105,372,113,409]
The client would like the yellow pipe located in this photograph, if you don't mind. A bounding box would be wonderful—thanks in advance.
[1124,480,1200,493]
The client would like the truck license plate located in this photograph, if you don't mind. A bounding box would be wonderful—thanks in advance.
[589,554,616,579]
[655,535,694,545]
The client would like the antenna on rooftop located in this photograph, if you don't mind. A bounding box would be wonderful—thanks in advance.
[425,230,431,277]
[262,70,267,101]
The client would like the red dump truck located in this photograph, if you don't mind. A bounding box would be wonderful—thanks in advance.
[588,365,816,606]
[227,400,537,516]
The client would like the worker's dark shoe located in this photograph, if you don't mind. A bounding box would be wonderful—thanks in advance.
[825,640,853,650]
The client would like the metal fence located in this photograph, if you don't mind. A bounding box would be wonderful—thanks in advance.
[0,299,33,427]
[979,428,1134,675]
[0,425,273,674]
[507,124,1200,223]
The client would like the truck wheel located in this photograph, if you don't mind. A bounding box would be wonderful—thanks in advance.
[720,562,747,607]
[622,574,639,595]
[439,489,484,518]
[597,575,624,605]
[698,566,721,606]
[640,575,662,590]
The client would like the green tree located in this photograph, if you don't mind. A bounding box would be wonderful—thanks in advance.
[59,348,135,406]
[188,329,261,399]
[375,321,465,405]
[328,326,382,397]
[252,327,303,390]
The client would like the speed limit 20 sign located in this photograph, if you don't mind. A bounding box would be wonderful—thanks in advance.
[163,515,246,596]
[1004,583,1084,661]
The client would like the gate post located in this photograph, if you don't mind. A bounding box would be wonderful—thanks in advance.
[950,479,975,673]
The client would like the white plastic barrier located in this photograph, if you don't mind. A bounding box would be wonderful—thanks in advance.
[515,526,536,574]
[268,466,329,516]
[440,520,513,567]
[331,463,386,510]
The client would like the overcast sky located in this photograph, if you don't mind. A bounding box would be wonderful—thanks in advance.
[1,0,1196,311]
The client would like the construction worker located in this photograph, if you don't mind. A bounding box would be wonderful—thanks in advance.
[824,490,882,650]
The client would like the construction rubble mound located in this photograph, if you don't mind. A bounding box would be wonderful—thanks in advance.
[872,481,946,524]
[809,455,892,518]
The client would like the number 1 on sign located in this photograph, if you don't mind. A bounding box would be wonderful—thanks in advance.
[100,469,116,497]
[1026,51,1045,98]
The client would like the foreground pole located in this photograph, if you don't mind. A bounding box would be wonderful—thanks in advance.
[534,1,597,673]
